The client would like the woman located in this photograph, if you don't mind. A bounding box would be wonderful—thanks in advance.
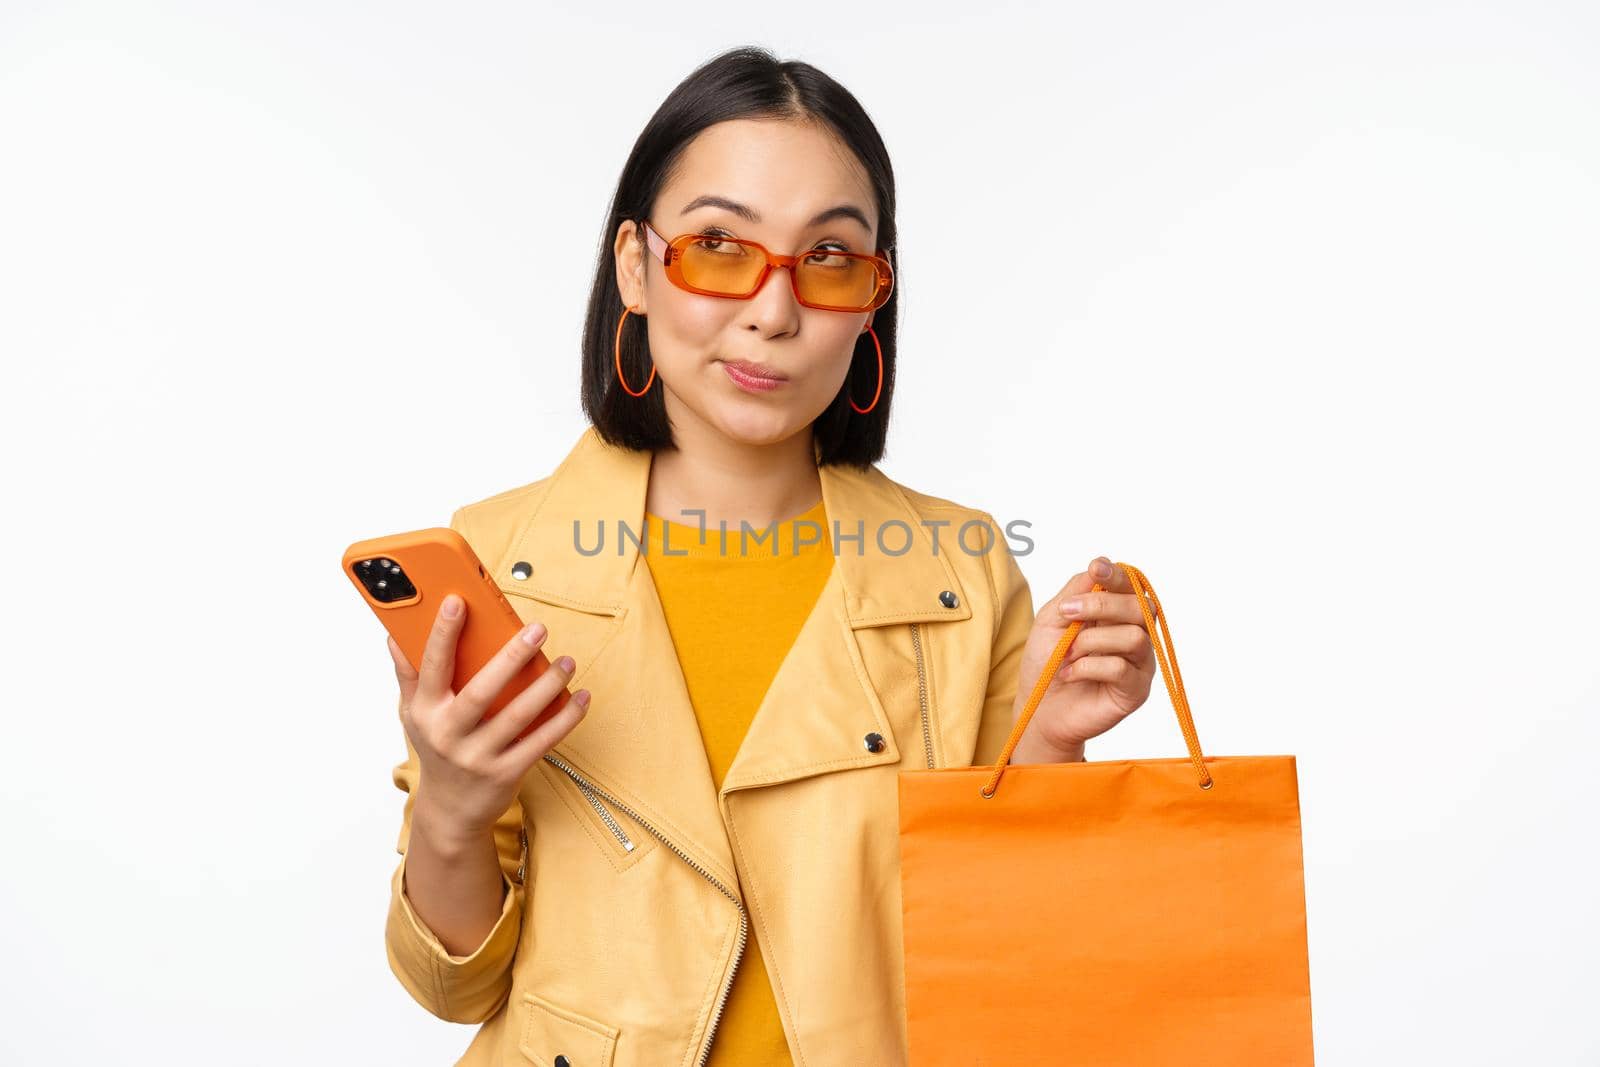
[383,45,1158,1067]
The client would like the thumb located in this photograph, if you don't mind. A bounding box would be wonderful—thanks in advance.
[1040,556,1114,618]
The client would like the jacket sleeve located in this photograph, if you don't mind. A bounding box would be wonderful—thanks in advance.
[384,505,530,1024]
[970,511,1036,767]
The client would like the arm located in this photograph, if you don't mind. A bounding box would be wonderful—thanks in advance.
[970,513,1087,767]
[383,505,530,1024]
[385,729,528,1023]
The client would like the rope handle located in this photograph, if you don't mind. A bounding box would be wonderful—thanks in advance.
[979,562,1212,798]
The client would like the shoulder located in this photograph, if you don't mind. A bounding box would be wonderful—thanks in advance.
[878,471,1033,631]
[445,475,556,573]
[894,479,994,527]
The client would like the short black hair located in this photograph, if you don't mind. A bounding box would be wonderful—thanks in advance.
[579,45,899,469]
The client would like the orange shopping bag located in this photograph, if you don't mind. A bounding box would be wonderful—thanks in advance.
[897,563,1314,1065]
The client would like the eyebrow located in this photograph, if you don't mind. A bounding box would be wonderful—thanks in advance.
[680,194,872,233]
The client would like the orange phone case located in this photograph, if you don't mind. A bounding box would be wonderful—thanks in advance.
[341,527,570,743]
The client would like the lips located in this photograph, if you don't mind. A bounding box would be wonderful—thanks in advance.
[721,360,788,381]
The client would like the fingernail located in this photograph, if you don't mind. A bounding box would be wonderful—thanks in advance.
[556,655,575,672]
[442,595,461,618]
[520,622,547,646]
[1059,598,1082,616]
[1092,559,1113,578]
[574,690,590,708]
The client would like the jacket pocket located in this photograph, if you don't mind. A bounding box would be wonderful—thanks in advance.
[518,990,620,1067]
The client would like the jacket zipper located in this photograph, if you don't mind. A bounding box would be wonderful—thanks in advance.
[542,752,748,1067]
[573,776,635,852]
[910,622,936,769]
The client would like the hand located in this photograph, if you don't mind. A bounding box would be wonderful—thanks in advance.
[1010,556,1157,761]
[388,593,590,842]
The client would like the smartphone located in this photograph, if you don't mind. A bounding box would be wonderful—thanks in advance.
[342,527,572,743]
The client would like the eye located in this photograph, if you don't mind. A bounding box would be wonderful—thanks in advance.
[693,227,741,254]
[805,241,853,265]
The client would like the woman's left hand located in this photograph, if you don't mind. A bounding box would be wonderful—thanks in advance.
[1010,556,1157,763]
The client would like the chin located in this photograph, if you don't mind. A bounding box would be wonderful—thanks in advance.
[714,406,802,447]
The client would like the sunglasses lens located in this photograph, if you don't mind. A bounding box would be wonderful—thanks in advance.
[678,238,765,295]
[795,251,883,310]
[677,239,884,310]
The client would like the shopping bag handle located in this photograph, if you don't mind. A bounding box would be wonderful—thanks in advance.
[980,562,1213,799]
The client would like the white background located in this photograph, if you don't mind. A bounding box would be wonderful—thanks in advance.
[3,2,1596,1063]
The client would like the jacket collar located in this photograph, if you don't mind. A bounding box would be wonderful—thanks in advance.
[485,425,974,891]
[488,425,973,630]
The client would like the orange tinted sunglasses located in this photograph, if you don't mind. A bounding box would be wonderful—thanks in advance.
[638,219,894,313]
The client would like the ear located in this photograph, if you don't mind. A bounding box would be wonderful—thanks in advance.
[614,219,647,312]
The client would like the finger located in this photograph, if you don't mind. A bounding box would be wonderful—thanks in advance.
[1088,556,1131,593]
[1089,559,1164,624]
[453,619,554,731]
[472,651,578,755]
[498,688,591,776]
[1041,555,1123,615]
[1042,570,1098,616]
[1057,588,1154,628]
[1057,623,1152,665]
[1061,653,1137,685]
[388,634,419,703]
[415,593,466,706]
[388,633,418,678]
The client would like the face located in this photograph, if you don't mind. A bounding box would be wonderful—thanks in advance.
[614,117,881,450]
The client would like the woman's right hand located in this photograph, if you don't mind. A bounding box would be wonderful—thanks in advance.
[387,593,590,842]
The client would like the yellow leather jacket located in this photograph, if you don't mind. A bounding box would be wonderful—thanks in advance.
[386,425,1034,1066]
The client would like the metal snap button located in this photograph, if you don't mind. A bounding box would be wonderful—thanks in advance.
[864,732,885,753]
[938,590,958,608]
[554,1056,570,1067]
[511,561,533,581]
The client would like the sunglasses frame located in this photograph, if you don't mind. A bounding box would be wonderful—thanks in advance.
[637,219,894,313]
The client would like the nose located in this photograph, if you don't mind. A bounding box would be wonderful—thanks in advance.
[743,262,803,332]
[755,261,796,299]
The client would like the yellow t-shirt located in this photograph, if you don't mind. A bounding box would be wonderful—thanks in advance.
[640,497,834,1067]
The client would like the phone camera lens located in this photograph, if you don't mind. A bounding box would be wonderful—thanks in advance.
[353,554,416,603]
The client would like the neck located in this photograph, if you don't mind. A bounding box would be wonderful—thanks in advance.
[645,414,822,532]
